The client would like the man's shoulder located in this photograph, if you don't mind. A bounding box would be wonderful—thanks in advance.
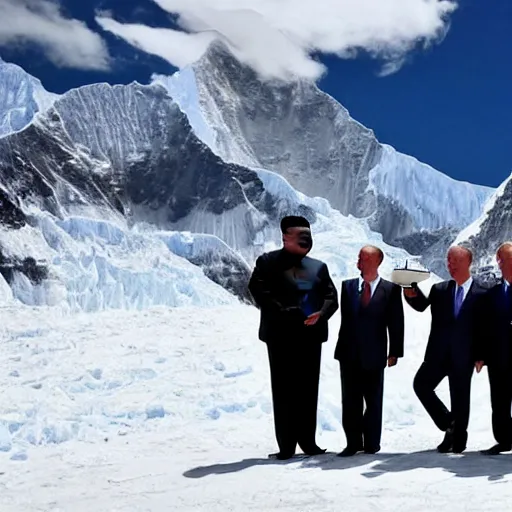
[432,280,451,291]
[471,279,491,294]
[256,249,281,264]
[378,277,396,289]
[341,277,358,286]
[302,255,327,270]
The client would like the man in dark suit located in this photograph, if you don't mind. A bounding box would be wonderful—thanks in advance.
[334,245,404,456]
[248,215,339,460]
[404,245,486,453]
[479,242,512,455]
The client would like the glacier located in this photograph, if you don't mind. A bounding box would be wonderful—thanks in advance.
[0,209,237,312]
[155,41,494,252]
[0,57,58,138]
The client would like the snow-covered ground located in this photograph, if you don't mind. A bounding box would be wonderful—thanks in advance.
[0,295,508,512]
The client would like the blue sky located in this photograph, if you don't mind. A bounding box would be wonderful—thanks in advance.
[0,0,510,188]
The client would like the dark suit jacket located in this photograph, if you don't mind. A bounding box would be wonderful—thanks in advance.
[248,249,339,343]
[404,279,487,369]
[334,277,404,370]
[479,280,512,369]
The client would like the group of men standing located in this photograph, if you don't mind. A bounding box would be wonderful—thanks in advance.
[248,215,512,459]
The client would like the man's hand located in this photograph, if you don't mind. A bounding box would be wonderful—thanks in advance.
[387,356,398,367]
[403,287,417,298]
[304,312,322,326]
[475,361,485,373]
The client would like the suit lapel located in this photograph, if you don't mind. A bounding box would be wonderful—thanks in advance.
[350,278,361,313]
[445,280,456,319]
[370,279,385,305]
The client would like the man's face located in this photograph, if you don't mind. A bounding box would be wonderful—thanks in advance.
[357,248,379,274]
[497,246,512,278]
[446,247,471,280]
[283,226,313,256]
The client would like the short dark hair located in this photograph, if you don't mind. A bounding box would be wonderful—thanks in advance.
[280,215,311,233]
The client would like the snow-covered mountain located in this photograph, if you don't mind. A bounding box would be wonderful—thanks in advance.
[155,42,493,257]
[0,57,57,138]
[0,70,418,311]
[453,171,512,278]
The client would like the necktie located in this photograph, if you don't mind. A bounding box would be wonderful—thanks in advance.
[361,281,371,307]
[454,285,464,317]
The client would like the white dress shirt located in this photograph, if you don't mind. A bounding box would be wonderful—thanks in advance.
[454,276,473,302]
[358,275,381,298]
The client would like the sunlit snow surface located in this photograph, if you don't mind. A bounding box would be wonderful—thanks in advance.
[0,301,507,511]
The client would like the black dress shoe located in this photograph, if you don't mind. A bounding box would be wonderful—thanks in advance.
[268,452,295,460]
[302,446,327,456]
[452,443,466,454]
[337,446,362,457]
[480,443,512,455]
[452,433,467,453]
[364,446,380,454]
[437,426,454,453]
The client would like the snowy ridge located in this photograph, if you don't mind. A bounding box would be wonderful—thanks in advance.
[454,172,512,247]
[370,144,493,231]
[451,171,512,275]
[252,168,418,280]
[160,42,493,250]
[0,57,58,138]
[151,69,216,150]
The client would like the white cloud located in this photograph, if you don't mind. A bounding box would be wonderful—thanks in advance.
[96,17,217,69]
[97,0,457,80]
[0,0,110,71]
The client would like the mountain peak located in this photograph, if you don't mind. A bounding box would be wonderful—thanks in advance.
[0,58,58,137]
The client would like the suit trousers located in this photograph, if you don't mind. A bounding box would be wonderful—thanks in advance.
[266,335,322,455]
[413,360,473,443]
[488,365,512,447]
[340,363,384,451]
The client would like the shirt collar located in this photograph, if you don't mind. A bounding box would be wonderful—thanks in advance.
[457,276,473,291]
[359,275,381,286]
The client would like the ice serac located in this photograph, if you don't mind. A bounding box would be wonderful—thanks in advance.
[0,57,58,138]
[0,212,238,312]
[454,171,512,279]
[157,231,254,303]
[161,41,493,256]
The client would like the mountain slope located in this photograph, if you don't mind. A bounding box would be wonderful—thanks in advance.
[0,74,422,310]
[156,42,493,253]
[0,78,319,308]
[454,171,512,276]
[0,57,57,138]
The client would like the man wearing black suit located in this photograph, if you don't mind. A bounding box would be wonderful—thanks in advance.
[479,242,512,455]
[248,215,339,460]
[404,245,486,453]
[335,245,404,456]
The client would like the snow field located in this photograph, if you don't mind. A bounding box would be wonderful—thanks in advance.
[0,295,509,511]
